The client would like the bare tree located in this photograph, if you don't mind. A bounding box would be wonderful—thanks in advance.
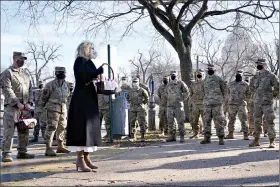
[117,66,130,85]
[5,1,278,87]
[129,48,160,83]
[25,41,62,86]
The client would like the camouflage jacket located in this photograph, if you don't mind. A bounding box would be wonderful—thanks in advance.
[157,84,168,108]
[140,83,150,96]
[98,94,110,110]
[189,80,204,105]
[165,80,189,107]
[227,81,250,106]
[203,75,226,106]
[38,79,70,113]
[127,86,149,111]
[1,66,33,107]
[33,88,43,113]
[250,70,279,105]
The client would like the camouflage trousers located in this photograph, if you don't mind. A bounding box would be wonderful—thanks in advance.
[228,105,248,133]
[129,110,147,134]
[167,106,185,136]
[1,106,29,156]
[33,112,46,138]
[100,109,111,136]
[204,104,226,137]
[247,103,267,133]
[44,110,67,144]
[158,107,168,133]
[253,104,275,139]
[191,104,204,134]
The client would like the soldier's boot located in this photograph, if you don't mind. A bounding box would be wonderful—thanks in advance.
[225,132,234,139]
[180,135,185,143]
[264,132,268,137]
[268,138,276,148]
[140,134,145,142]
[45,142,57,156]
[200,136,211,144]
[30,136,39,143]
[218,136,225,145]
[243,132,249,140]
[83,152,98,169]
[56,141,71,153]
[166,134,176,142]
[16,152,35,159]
[190,132,199,139]
[2,154,13,162]
[249,138,260,147]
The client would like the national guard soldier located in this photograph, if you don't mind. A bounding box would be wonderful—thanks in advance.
[38,67,71,156]
[1,52,35,162]
[249,59,279,148]
[98,94,111,142]
[136,75,151,96]
[127,78,149,142]
[165,71,189,142]
[201,64,227,145]
[157,75,169,136]
[225,70,250,140]
[189,69,205,139]
[30,80,45,142]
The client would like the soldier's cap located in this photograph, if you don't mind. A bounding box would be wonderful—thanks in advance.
[38,80,44,85]
[170,70,177,75]
[132,77,139,82]
[121,76,128,81]
[255,58,267,65]
[55,67,66,73]
[236,69,243,74]
[68,82,74,87]
[207,64,215,70]
[13,51,27,60]
[197,69,204,74]
[163,75,169,79]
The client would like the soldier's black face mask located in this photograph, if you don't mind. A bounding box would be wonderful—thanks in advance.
[171,75,176,80]
[197,74,202,78]
[235,74,242,82]
[257,65,264,70]
[208,70,214,75]
[70,88,73,92]
[56,73,66,79]
[16,59,25,67]
[39,85,43,89]
[163,80,168,85]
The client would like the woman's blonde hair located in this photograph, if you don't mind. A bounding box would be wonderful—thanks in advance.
[76,41,93,59]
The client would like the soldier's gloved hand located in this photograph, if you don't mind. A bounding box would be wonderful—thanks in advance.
[17,103,25,110]
[97,66,104,74]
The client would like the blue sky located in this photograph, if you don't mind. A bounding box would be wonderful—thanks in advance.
[1,1,278,83]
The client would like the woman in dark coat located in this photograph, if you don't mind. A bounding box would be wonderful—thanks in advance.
[67,41,104,172]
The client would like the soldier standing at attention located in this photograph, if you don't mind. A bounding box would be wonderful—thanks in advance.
[200,64,227,145]
[1,52,35,162]
[165,71,189,143]
[189,69,205,139]
[157,76,169,136]
[30,80,45,143]
[225,70,250,140]
[98,94,111,142]
[249,59,279,148]
[127,78,149,142]
[38,67,71,156]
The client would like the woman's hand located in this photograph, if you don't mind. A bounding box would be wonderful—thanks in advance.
[97,66,104,75]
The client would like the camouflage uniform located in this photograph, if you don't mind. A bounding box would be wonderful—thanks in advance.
[249,59,279,148]
[157,76,169,135]
[1,52,35,162]
[165,71,189,142]
[66,82,74,111]
[38,67,70,156]
[225,70,250,140]
[201,64,226,145]
[189,70,204,138]
[127,78,149,141]
[98,94,111,141]
[30,81,44,142]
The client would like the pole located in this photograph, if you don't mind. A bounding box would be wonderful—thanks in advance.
[108,44,113,143]
[148,75,156,131]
